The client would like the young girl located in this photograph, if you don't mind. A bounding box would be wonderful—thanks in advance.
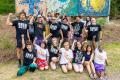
[84,45,97,79]
[49,37,59,70]
[6,12,30,67]
[34,15,46,45]
[28,15,35,43]
[34,42,49,71]
[93,38,108,80]
[85,16,91,28]
[17,35,37,76]
[72,40,85,73]
[94,45,108,80]
[60,17,70,41]
[60,41,73,73]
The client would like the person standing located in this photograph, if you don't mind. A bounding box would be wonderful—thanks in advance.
[87,18,102,46]
[71,16,84,42]
[6,12,30,67]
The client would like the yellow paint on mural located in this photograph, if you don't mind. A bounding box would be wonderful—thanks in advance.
[90,0,106,12]
[82,0,87,7]
[81,0,106,12]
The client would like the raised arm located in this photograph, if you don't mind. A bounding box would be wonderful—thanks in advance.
[58,39,63,49]
[21,34,25,49]
[71,40,77,50]
[27,30,30,41]
[43,33,52,42]
[29,15,34,25]
[6,13,13,26]
[60,29,64,40]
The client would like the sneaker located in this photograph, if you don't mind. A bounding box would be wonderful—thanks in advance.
[93,73,97,79]
[89,74,94,79]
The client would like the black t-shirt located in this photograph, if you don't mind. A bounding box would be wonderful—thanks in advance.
[49,45,59,58]
[60,22,70,38]
[50,23,61,38]
[23,47,36,66]
[87,24,102,41]
[73,48,84,63]
[12,20,29,39]
[71,22,84,37]
[34,23,45,38]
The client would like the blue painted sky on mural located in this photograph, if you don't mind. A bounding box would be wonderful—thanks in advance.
[20,0,41,14]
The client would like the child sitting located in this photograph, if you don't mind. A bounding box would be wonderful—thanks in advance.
[60,41,73,73]
[34,42,49,71]
[84,45,97,79]
[72,40,85,73]
[93,38,108,80]
[17,35,37,76]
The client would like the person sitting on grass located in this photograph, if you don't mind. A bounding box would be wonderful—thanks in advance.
[34,41,49,71]
[17,34,37,76]
[93,37,108,80]
[71,40,85,73]
[49,37,60,70]
[59,41,73,73]
[84,45,97,79]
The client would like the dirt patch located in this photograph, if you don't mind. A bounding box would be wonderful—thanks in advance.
[103,20,120,43]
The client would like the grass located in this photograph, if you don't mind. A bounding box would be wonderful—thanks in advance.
[0,42,120,80]
[0,38,14,49]
[104,42,120,73]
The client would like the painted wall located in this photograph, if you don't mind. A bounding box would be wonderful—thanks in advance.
[16,0,110,16]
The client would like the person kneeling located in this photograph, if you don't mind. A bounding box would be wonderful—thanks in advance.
[60,41,73,73]
[72,40,85,73]
[34,42,49,71]
[17,35,37,76]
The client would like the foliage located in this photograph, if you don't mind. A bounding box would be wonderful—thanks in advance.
[0,38,14,49]
[110,0,120,18]
[96,18,106,26]
[0,0,15,14]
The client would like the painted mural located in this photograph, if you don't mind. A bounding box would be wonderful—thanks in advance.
[79,0,110,16]
[16,0,110,16]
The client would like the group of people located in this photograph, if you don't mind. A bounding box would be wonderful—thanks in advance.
[6,11,108,80]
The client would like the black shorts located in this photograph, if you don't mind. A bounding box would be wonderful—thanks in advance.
[16,39,22,48]
[16,38,27,48]
[49,54,58,62]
